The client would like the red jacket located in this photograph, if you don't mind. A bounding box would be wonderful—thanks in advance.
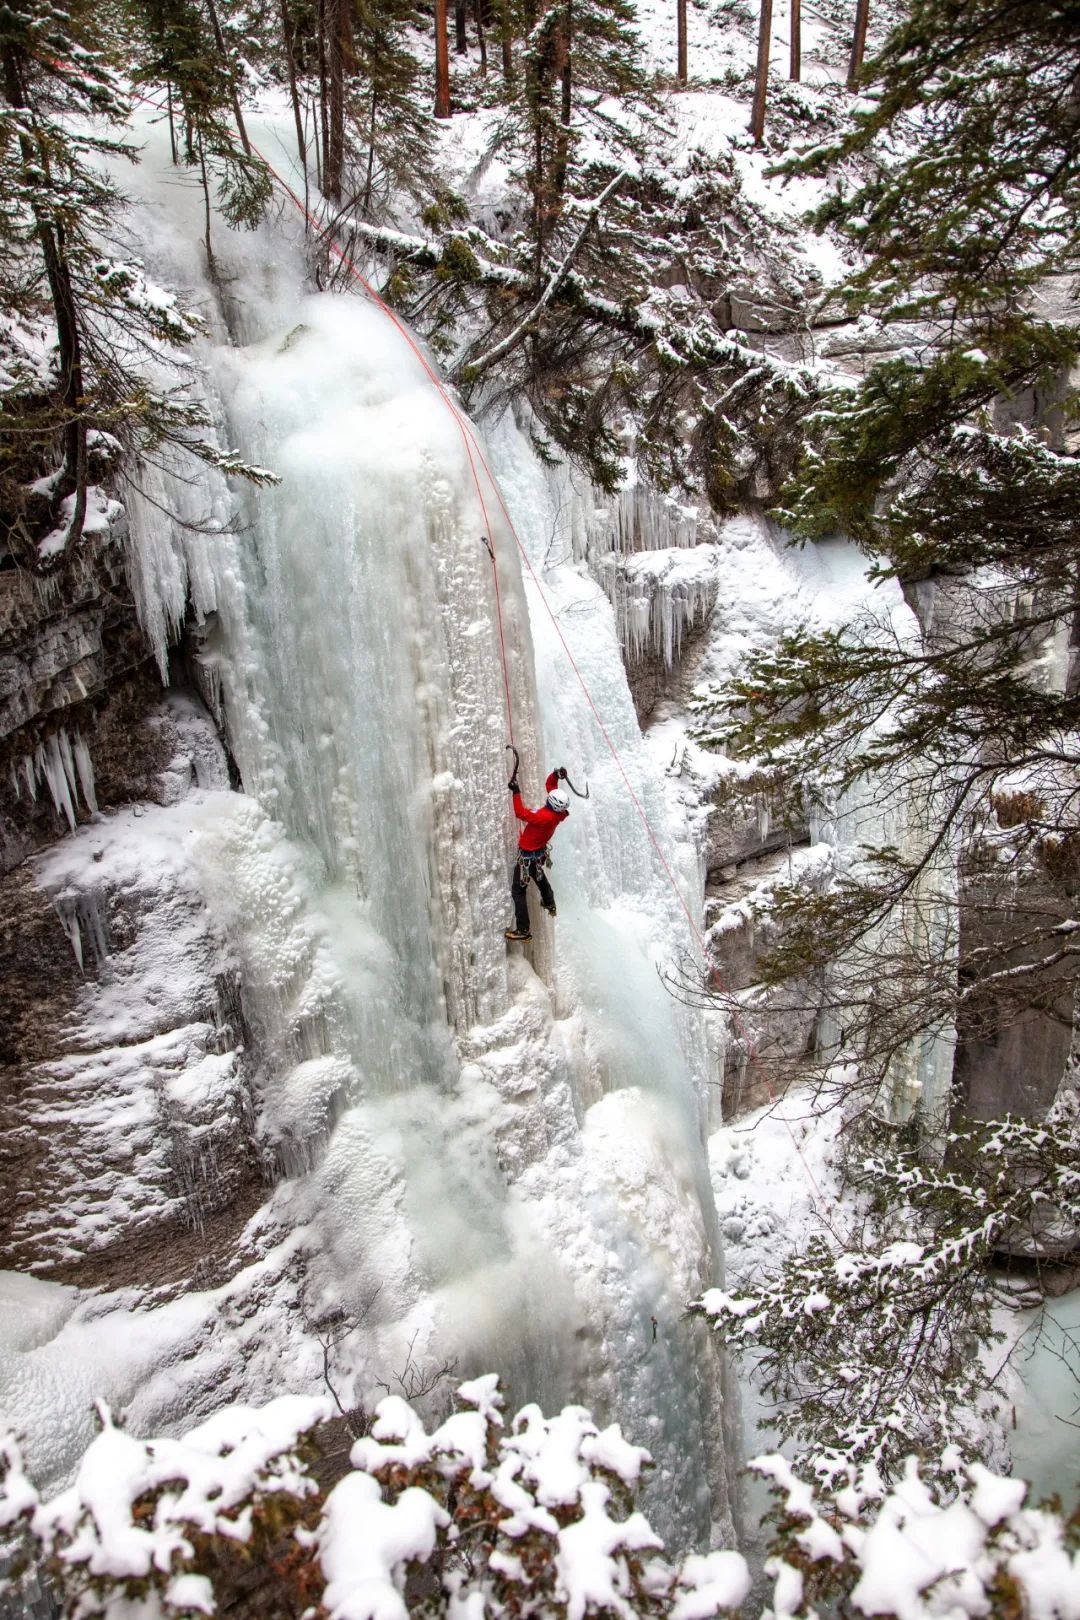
[513,771,568,852]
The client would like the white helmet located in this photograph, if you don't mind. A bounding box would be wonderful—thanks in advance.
[546,787,570,814]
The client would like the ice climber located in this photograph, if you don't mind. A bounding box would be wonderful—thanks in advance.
[505,766,570,942]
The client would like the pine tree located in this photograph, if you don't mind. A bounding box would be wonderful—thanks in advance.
[515,0,648,274]
[350,0,433,219]
[0,0,275,570]
[132,0,271,239]
[692,0,1080,1112]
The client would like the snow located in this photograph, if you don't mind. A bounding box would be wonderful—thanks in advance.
[16,1372,1072,1620]
[37,484,122,559]
[2,1375,756,1618]
[1,1394,328,1581]
[319,1473,448,1620]
[0,1274,77,1355]
[671,1549,752,1618]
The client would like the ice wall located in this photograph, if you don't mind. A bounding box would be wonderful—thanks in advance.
[84,111,736,1549]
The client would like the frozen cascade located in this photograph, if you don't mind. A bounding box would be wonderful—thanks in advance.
[99,110,737,1550]
[550,471,714,666]
[531,473,701,568]
[584,484,701,561]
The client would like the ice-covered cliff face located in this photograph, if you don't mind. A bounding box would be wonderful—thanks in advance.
[1,113,734,1549]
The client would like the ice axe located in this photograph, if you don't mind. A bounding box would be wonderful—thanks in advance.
[506,744,589,799]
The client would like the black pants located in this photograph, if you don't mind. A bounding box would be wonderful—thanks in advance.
[512,852,554,934]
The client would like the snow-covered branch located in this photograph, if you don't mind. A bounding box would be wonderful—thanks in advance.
[0,1379,751,1620]
[453,168,628,383]
[3,1385,1075,1620]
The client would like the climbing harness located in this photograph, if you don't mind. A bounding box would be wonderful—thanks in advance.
[517,847,551,888]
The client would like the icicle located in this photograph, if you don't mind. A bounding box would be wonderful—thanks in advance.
[73,730,98,815]
[54,898,84,971]
[18,725,97,828]
[37,735,78,830]
[595,550,718,667]
[58,728,79,806]
[78,892,110,966]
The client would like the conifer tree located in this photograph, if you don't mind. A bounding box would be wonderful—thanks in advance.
[693,0,1080,1108]
[133,0,271,237]
[516,0,646,271]
[350,0,432,218]
[0,0,275,570]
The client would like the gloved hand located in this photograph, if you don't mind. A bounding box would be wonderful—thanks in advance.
[557,766,567,780]
[508,778,520,793]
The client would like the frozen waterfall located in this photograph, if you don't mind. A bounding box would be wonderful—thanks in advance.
[84,110,739,1548]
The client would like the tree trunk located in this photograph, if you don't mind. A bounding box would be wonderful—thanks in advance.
[166,81,179,164]
[40,221,87,547]
[848,0,870,88]
[316,0,331,186]
[323,0,351,202]
[281,0,308,174]
[789,0,800,81]
[476,0,488,74]
[499,0,514,85]
[435,0,452,116]
[362,88,377,215]
[204,0,252,154]
[676,0,687,86]
[533,103,545,276]
[2,44,87,553]
[552,0,571,196]
[749,0,772,147]
[455,0,468,52]
[197,131,216,273]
